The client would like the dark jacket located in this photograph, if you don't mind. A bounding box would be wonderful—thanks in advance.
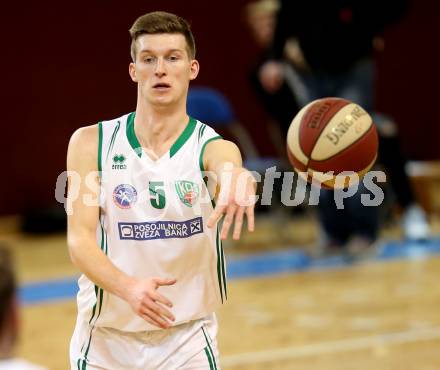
[272,0,409,73]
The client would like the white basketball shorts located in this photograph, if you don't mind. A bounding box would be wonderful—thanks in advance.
[70,313,220,370]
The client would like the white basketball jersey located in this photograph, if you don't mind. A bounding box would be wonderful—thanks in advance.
[76,112,227,332]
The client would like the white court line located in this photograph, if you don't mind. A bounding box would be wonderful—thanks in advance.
[221,326,440,367]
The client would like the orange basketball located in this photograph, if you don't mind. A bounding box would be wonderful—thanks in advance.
[286,97,378,189]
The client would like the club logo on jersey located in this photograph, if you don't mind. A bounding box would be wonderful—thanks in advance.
[113,184,137,209]
[118,217,203,240]
[112,154,127,170]
[175,180,200,207]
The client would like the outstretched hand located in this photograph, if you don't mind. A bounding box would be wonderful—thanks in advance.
[207,167,256,240]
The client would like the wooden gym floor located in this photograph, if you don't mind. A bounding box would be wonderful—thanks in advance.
[1,213,440,370]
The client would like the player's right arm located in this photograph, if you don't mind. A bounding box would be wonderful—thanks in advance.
[66,125,175,329]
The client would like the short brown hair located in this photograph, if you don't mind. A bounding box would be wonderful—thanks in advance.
[0,245,15,334]
[129,11,196,61]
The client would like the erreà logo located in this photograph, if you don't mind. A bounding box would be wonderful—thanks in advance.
[112,154,127,170]
[175,180,200,207]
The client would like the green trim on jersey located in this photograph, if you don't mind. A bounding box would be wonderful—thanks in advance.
[198,134,224,302]
[216,227,227,303]
[220,241,227,299]
[87,222,105,325]
[200,124,207,140]
[126,113,197,158]
[98,122,103,173]
[88,287,98,325]
[106,120,121,161]
[198,136,223,173]
[170,117,197,158]
[199,135,222,209]
[126,112,141,157]
[94,123,105,346]
[81,218,108,369]
[88,221,106,324]
[197,123,206,142]
[97,286,104,317]
[96,229,107,318]
[95,220,108,321]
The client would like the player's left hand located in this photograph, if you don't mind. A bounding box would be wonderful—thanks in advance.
[207,167,256,240]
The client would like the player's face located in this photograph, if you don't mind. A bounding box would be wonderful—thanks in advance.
[129,34,199,107]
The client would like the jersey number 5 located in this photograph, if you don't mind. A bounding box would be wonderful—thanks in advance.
[149,181,166,209]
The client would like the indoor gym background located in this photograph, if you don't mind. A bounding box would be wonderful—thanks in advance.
[1,1,440,369]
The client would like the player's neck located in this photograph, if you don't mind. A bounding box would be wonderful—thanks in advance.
[133,103,189,155]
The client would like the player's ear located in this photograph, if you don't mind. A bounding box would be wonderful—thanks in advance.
[129,62,138,82]
[189,59,199,81]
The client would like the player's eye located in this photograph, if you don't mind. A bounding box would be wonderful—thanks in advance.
[143,56,154,63]
[168,55,179,61]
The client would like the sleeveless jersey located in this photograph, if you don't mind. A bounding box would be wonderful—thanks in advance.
[76,112,227,332]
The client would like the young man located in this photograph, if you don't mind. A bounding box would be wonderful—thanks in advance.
[67,11,256,369]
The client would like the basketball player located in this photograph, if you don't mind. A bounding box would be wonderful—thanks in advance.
[67,11,255,370]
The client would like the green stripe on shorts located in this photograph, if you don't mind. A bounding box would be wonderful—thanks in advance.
[202,326,218,369]
[204,347,214,370]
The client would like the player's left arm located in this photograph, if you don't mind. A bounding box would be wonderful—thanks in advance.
[204,139,256,240]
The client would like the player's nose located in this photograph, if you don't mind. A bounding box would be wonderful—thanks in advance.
[154,58,166,77]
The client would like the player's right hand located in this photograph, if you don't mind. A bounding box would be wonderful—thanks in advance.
[126,277,177,329]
